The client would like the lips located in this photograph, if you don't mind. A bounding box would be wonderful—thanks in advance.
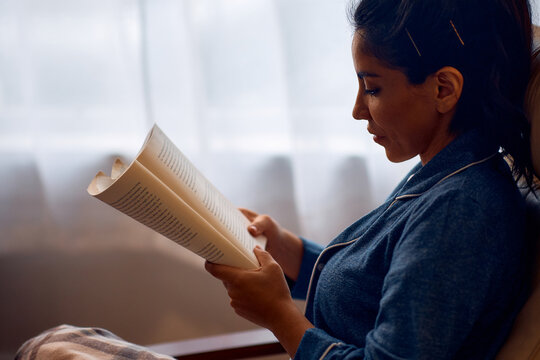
[367,126,385,144]
[372,135,385,145]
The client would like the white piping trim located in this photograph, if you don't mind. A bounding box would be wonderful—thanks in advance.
[302,153,499,327]
[303,238,359,315]
[319,342,344,360]
[387,153,497,209]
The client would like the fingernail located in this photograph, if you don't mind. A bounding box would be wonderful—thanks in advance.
[248,225,258,234]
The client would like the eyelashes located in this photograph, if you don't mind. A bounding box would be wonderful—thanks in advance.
[360,79,380,96]
[363,88,380,96]
[358,76,380,96]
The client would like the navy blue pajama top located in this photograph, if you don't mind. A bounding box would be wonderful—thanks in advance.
[291,129,527,359]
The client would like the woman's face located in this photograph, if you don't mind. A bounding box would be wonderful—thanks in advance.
[352,33,455,165]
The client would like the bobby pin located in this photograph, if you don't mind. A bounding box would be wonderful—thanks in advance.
[405,28,422,57]
[450,20,465,46]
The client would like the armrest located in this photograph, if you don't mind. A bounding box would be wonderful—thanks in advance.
[146,328,286,360]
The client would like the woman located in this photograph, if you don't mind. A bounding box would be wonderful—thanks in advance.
[205,0,537,358]
[15,0,537,359]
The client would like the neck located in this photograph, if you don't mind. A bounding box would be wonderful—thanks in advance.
[419,113,457,165]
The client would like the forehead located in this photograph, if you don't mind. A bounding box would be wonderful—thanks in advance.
[351,32,385,73]
[352,32,409,80]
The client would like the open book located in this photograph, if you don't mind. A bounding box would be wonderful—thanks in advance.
[87,124,266,269]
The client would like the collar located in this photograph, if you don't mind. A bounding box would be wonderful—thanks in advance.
[392,129,500,201]
[303,130,500,317]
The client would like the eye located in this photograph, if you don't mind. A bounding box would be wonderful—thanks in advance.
[360,78,380,96]
[363,88,380,96]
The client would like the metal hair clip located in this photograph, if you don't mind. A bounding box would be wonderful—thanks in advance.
[406,20,464,58]
[405,28,422,57]
[450,20,465,46]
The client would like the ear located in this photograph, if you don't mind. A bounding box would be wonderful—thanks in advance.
[434,66,463,114]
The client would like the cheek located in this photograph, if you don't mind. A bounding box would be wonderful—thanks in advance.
[369,103,400,131]
[369,94,422,135]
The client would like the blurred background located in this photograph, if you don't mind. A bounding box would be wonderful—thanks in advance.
[1,0,539,358]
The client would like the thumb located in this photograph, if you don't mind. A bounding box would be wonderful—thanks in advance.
[253,246,274,266]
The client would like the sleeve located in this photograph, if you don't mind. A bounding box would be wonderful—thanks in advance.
[290,237,324,300]
[294,189,523,359]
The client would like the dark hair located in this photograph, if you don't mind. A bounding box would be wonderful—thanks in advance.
[351,0,536,189]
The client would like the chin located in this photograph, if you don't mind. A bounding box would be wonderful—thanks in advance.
[385,150,416,163]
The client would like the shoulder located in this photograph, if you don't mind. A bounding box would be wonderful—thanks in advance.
[399,155,525,259]
[420,155,524,219]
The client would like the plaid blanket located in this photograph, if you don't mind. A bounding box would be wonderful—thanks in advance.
[15,325,175,360]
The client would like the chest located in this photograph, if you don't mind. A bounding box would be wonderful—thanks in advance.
[309,201,411,342]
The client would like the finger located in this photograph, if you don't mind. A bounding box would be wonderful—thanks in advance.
[247,225,259,237]
[239,208,258,221]
[239,209,262,236]
[204,260,217,276]
[249,215,276,236]
[204,261,241,280]
[253,246,275,266]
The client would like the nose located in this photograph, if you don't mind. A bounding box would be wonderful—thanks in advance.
[352,88,371,120]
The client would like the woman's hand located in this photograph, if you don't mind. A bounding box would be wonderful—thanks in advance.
[205,247,313,357]
[240,208,304,281]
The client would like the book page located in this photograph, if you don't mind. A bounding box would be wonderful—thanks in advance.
[136,125,266,256]
[88,160,259,269]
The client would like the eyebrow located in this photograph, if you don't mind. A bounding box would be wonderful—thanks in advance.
[357,71,380,79]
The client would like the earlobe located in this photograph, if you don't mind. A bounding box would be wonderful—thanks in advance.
[434,66,464,114]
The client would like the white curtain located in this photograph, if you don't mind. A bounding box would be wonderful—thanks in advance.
[0,0,417,251]
[3,0,537,356]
